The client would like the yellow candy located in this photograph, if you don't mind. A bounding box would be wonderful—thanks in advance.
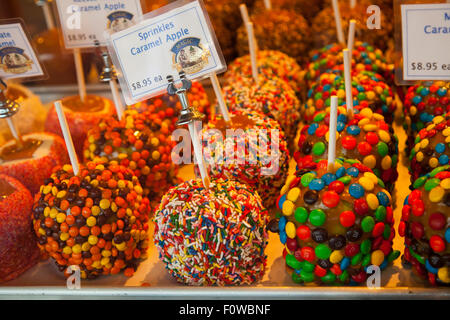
[366,193,379,210]
[420,139,429,149]
[443,128,450,137]
[337,89,346,99]
[63,164,72,172]
[330,250,344,264]
[426,123,436,131]
[100,199,110,209]
[441,178,450,189]
[363,124,377,132]
[282,200,295,216]
[91,206,100,216]
[378,130,391,143]
[60,232,69,241]
[101,257,110,266]
[57,190,67,199]
[358,118,370,126]
[364,172,379,184]
[446,136,450,144]
[429,157,439,168]
[287,188,301,202]
[360,108,373,119]
[363,155,377,169]
[429,186,444,203]
[50,208,58,219]
[416,152,424,162]
[371,250,385,266]
[359,177,374,191]
[63,246,72,255]
[56,212,66,223]
[381,156,392,170]
[88,235,98,245]
[373,113,384,121]
[285,222,296,239]
[152,151,160,160]
[366,91,376,100]
[86,216,96,227]
[72,244,82,254]
[433,116,444,124]
[414,143,421,152]
[82,242,91,252]
[150,137,159,147]
[438,267,450,284]
[410,106,417,116]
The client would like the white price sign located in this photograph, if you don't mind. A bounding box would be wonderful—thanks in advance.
[108,0,226,104]
[401,3,450,81]
[55,0,143,48]
[0,22,44,80]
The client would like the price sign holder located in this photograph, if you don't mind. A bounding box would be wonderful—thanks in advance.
[106,0,227,105]
[394,0,450,85]
[0,18,47,82]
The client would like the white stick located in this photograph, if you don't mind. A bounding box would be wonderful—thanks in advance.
[343,49,354,116]
[41,2,55,30]
[349,0,356,9]
[73,48,86,102]
[347,20,356,53]
[246,22,259,84]
[54,100,79,176]
[263,0,272,10]
[109,80,124,120]
[6,117,22,147]
[332,0,346,45]
[189,121,209,188]
[328,96,338,169]
[209,73,230,122]
[239,4,250,26]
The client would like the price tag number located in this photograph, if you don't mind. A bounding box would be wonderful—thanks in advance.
[411,62,450,71]
[131,78,152,91]
[68,33,97,41]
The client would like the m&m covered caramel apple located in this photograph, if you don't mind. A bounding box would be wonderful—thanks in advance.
[305,42,394,89]
[270,160,399,285]
[236,9,310,63]
[0,132,69,194]
[32,161,151,279]
[223,77,301,146]
[154,178,269,286]
[403,81,450,152]
[304,71,397,124]
[84,109,178,202]
[224,50,305,100]
[311,3,392,50]
[409,113,450,182]
[296,108,398,190]
[45,95,115,158]
[203,109,289,208]
[400,165,450,285]
[0,174,39,282]
[0,83,47,142]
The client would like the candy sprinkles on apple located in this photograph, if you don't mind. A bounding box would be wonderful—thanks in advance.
[153,71,269,286]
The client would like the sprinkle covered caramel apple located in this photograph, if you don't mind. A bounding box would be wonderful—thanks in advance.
[311,3,393,51]
[154,178,269,286]
[0,174,39,282]
[403,81,450,152]
[409,113,450,182]
[202,109,289,208]
[0,132,69,194]
[45,95,115,158]
[84,109,179,202]
[224,50,306,100]
[269,160,400,285]
[304,71,397,124]
[236,9,311,64]
[32,161,151,279]
[223,77,301,146]
[296,107,398,190]
[400,165,450,285]
[305,42,395,89]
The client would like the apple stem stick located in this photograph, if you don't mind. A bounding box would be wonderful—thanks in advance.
[332,0,346,45]
[343,49,354,117]
[263,0,272,10]
[6,118,23,148]
[246,22,259,84]
[73,48,86,102]
[350,0,356,9]
[54,100,79,176]
[347,20,356,53]
[209,73,231,122]
[328,95,338,171]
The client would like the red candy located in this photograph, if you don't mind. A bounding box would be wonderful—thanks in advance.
[328,181,345,194]
[322,191,340,208]
[339,211,355,227]
[357,141,373,156]
[301,246,315,262]
[411,221,425,239]
[365,132,379,145]
[354,198,369,215]
[297,226,311,240]
[342,136,357,150]
[429,212,446,230]
[345,243,359,257]
[372,222,385,237]
[429,235,445,253]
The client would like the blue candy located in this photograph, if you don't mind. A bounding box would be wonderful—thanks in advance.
[439,155,449,165]
[337,121,346,132]
[340,257,350,270]
[279,231,287,245]
[435,143,446,154]
[322,173,337,185]
[347,125,361,136]
[336,167,346,178]
[437,87,447,97]
[425,260,438,274]
[308,123,319,135]
[309,178,325,191]
[412,95,422,105]
[337,114,348,124]
[420,87,430,97]
[278,194,287,210]
[377,191,390,206]
[279,216,287,232]
[347,167,360,177]
[349,183,365,199]
[445,228,450,243]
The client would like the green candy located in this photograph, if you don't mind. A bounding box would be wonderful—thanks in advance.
[300,270,315,283]
[301,173,316,187]
[424,178,440,191]
[409,247,425,265]
[383,224,391,240]
[314,92,323,100]
[351,253,363,266]
[339,270,349,283]
[275,211,282,219]
[312,142,326,156]
[361,216,375,232]
[302,261,315,273]
[388,250,401,262]
[377,142,389,157]
[321,271,336,283]
[292,272,302,283]
[360,239,372,254]
[362,254,371,267]
[372,168,381,178]
[429,165,449,177]
[315,244,331,260]
[309,209,326,227]
[313,112,326,122]
[375,206,386,221]
[377,178,385,188]
[338,176,352,185]
[413,176,427,189]
[294,207,308,223]
[286,254,302,270]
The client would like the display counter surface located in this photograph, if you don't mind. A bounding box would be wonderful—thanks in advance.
[0,87,449,300]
